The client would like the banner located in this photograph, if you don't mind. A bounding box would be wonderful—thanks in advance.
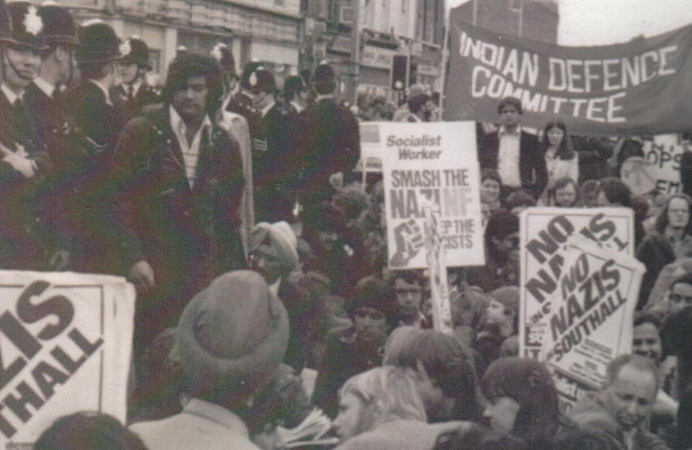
[519,208,634,361]
[444,11,692,136]
[643,134,691,194]
[381,122,484,269]
[539,239,644,411]
[0,271,135,446]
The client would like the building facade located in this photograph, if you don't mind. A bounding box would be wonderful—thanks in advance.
[65,0,303,85]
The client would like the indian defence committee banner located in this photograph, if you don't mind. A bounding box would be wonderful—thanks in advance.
[444,10,692,136]
[539,238,644,411]
[519,207,634,362]
[381,121,484,270]
[0,271,134,448]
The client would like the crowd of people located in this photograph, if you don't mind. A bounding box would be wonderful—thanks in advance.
[3,1,692,449]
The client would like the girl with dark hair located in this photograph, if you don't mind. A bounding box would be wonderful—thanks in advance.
[538,121,579,206]
[480,169,502,225]
[482,357,569,450]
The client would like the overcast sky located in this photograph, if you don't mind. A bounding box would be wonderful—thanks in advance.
[447,0,692,45]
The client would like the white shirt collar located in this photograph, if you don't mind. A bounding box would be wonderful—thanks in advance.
[499,125,521,136]
[33,78,56,98]
[290,100,304,114]
[124,78,143,97]
[89,79,113,106]
[1,84,22,105]
[261,100,275,118]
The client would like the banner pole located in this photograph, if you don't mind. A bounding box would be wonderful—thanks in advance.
[438,2,451,120]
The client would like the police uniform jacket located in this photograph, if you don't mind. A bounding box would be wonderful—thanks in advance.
[299,98,360,194]
[0,89,52,269]
[111,82,162,123]
[111,105,245,321]
[61,80,127,274]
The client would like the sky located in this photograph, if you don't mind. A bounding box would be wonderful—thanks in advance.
[447,0,692,46]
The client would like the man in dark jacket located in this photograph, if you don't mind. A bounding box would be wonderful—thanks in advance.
[478,96,547,200]
[111,52,245,355]
[62,20,125,274]
[299,62,360,212]
[24,3,79,270]
[0,1,52,269]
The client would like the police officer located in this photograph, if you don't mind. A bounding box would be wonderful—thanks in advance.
[210,42,237,110]
[111,36,161,122]
[62,20,124,274]
[0,1,52,269]
[227,60,263,154]
[299,62,360,213]
[250,66,301,222]
[23,3,79,270]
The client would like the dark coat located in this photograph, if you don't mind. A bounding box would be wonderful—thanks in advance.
[0,90,52,269]
[478,130,547,199]
[299,98,360,196]
[572,136,614,183]
[111,82,162,123]
[254,102,303,222]
[312,328,383,418]
[111,106,245,340]
[62,80,127,273]
[681,150,692,200]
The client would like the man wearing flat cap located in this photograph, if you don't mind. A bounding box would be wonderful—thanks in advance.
[299,62,360,215]
[111,52,245,358]
[0,1,53,269]
[62,19,125,275]
[111,36,161,122]
[130,270,289,450]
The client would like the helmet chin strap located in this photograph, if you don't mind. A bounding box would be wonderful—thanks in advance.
[4,47,36,82]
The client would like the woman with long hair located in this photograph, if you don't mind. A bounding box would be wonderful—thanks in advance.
[538,121,579,206]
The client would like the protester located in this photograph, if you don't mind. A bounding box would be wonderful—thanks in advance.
[637,194,692,309]
[480,168,503,221]
[570,354,670,450]
[538,121,579,205]
[430,424,529,450]
[36,413,148,450]
[111,51,246,361]
[130,271,289,450]
[467,210,520,291]
[661,277,692,397]
[552,176,581,208]
[312,277,398,418]
[383,326,483,423]
[331,366,445,450]
[404,93,433,122]
[478,96,547,200]
[388,270,429,328]
[482,357,568,450]
[581,179,602,208]
[473,286,520,378]
[249,221,328,371]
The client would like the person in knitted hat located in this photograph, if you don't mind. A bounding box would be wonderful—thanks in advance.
[313,277,399,418]
[112,36,161,122]
[482,357,566,450]
[130,270,289,450]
